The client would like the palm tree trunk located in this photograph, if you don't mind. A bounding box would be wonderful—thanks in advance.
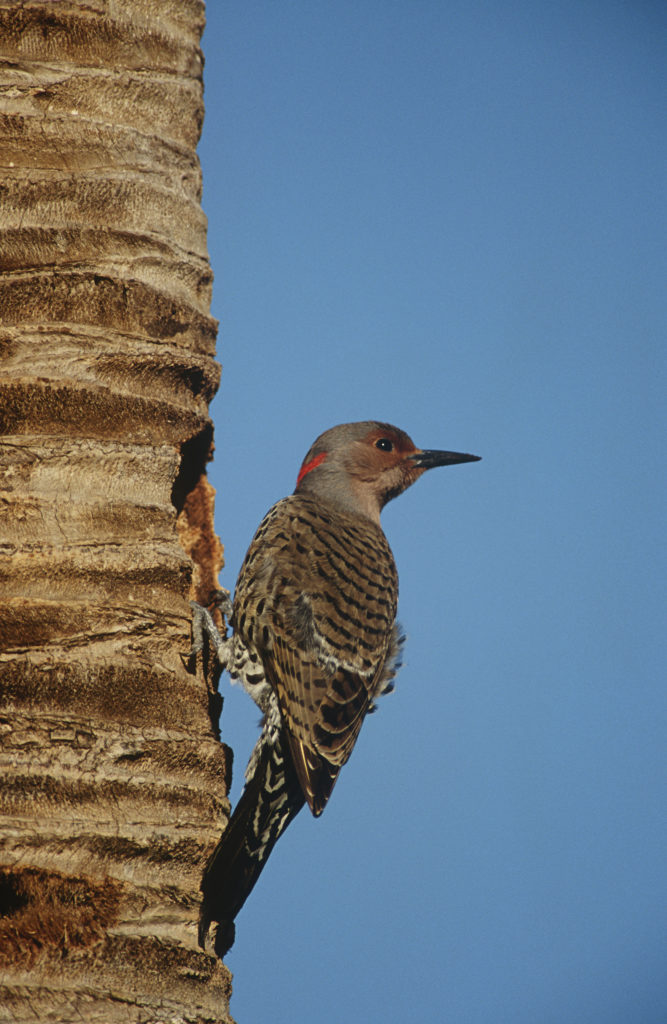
[0,2,232,1019]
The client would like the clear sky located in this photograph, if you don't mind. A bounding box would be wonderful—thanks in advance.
[198,3,666,1021]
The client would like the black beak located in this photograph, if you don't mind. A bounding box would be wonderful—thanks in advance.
[411,449,481,469]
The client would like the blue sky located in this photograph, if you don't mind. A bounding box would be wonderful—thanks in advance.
[198,3,666,1021]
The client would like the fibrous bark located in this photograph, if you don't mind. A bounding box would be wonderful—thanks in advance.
[0,2,232,1021]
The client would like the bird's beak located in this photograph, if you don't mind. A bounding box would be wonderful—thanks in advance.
[410,449,481,469]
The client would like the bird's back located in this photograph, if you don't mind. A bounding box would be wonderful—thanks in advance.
[232,493,401,814]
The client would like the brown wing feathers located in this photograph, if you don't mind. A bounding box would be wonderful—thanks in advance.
[234,494,398,815]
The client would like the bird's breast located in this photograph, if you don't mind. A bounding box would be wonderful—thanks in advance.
[233,494,398,669]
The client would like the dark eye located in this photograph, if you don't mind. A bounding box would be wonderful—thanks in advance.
[375,437,394,452]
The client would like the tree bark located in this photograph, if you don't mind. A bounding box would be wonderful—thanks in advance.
[0,2,232,1020]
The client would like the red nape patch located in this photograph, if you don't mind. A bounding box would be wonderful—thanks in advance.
[296,451,327,488]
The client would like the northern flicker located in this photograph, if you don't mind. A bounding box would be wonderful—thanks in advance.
[192,421,479,956]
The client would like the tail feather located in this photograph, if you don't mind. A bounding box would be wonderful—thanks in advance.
[199,733,305,956]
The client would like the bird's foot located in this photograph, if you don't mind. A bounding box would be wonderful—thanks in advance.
[190,590,233,671]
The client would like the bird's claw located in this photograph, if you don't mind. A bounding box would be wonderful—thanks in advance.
[209,588,234,621]
[190,593,233,671]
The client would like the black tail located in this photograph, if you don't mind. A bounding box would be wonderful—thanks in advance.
[199,732,306,957]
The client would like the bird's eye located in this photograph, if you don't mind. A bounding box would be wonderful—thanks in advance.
[375,438,394,452]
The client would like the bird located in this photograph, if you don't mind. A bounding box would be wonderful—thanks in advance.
[192,420,480,956]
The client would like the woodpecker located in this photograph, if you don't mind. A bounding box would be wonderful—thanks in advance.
[193,421,480,956]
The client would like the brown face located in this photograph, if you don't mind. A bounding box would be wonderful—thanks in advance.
[344,425,424,509]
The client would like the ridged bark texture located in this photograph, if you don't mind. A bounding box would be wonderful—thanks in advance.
[0,2,232,1021]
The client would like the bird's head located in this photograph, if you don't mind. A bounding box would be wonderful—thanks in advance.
[295,421,480,523]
